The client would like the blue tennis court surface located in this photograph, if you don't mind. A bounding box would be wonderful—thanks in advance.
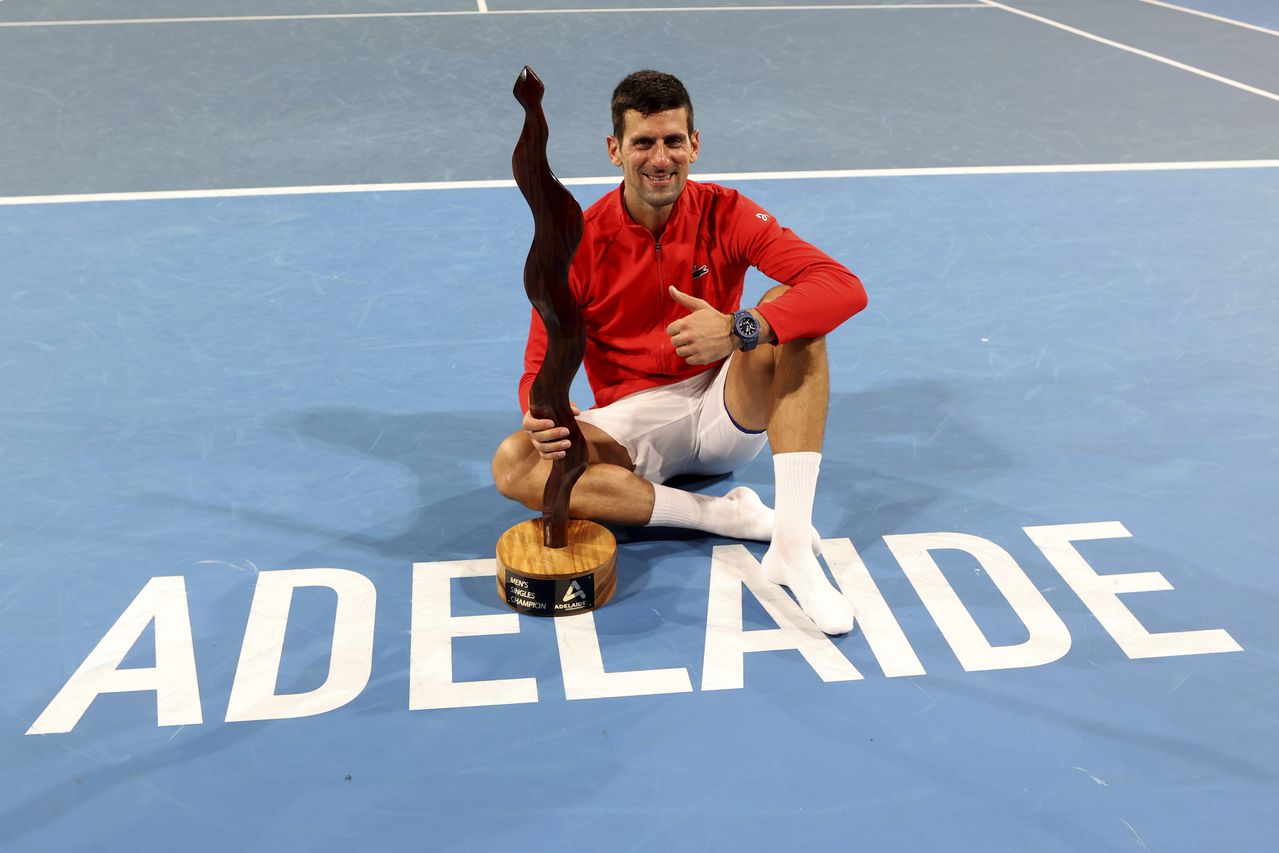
[2,1,1278,850]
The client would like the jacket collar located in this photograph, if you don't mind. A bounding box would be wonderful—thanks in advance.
[610,180,702,241]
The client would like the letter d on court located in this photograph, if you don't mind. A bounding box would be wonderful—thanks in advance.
[225,568,376,723]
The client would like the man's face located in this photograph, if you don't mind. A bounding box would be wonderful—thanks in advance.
[607,108,700,223]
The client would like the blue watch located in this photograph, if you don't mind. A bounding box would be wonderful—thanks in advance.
[731,309,760,352]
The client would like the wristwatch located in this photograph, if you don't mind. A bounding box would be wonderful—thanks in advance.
[731,309,760,352]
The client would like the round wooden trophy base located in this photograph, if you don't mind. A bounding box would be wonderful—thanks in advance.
[496,518,617,616]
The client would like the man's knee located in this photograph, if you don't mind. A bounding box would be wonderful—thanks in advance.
[491,431,545,509]
[784,334,826,356]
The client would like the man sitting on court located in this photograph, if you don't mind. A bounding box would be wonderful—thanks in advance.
[491,70,867,635]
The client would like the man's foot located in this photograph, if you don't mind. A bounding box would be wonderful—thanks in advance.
[648,484,821,552]
[761,539,855,635]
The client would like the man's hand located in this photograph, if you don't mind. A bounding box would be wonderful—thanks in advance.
[666,286,735,365]
[523,403,581,460]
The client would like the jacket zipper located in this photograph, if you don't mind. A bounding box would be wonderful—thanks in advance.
[654,238,670,370]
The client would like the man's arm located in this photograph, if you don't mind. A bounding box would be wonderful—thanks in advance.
[518,308,547,413]
[665,193,864,363]
[735,199,867,344]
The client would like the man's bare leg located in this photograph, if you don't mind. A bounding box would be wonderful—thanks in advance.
[723,286,855,635]
[492,421,783,539]
[492,422,652,523]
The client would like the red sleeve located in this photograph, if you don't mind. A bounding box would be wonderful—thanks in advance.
[519,309,547,413]
[727,193,867,343]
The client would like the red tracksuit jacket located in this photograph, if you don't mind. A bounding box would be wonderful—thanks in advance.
[519,180,867,412]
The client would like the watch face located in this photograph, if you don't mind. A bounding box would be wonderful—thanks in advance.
[737,314,758,336]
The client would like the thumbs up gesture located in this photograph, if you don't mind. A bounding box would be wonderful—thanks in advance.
[666,286,734,365]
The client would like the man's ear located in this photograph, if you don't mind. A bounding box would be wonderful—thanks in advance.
[688,129,700,165]
[606,135,622,167]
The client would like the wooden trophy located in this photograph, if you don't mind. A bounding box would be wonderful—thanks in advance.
[496,67,617,616]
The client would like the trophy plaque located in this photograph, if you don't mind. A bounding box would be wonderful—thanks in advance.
[496,67,617,616]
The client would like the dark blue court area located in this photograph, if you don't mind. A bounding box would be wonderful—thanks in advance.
[2,1,1278,851]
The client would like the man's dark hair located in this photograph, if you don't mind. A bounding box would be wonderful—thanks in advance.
[610,70,694,140]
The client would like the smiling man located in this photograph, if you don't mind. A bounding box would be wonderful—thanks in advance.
[491,70,867,635]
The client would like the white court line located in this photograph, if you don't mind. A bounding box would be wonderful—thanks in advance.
[4,159,1278,206]
[0,4,991,28]
[984,1,1279,103]
[1137,0,1279,38]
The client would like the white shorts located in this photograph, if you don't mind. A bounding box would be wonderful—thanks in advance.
[577,356,769,484]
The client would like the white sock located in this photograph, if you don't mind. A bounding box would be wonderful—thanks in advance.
[761,452,855,635]
[648,484,822,552]
[648,484,774,540]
